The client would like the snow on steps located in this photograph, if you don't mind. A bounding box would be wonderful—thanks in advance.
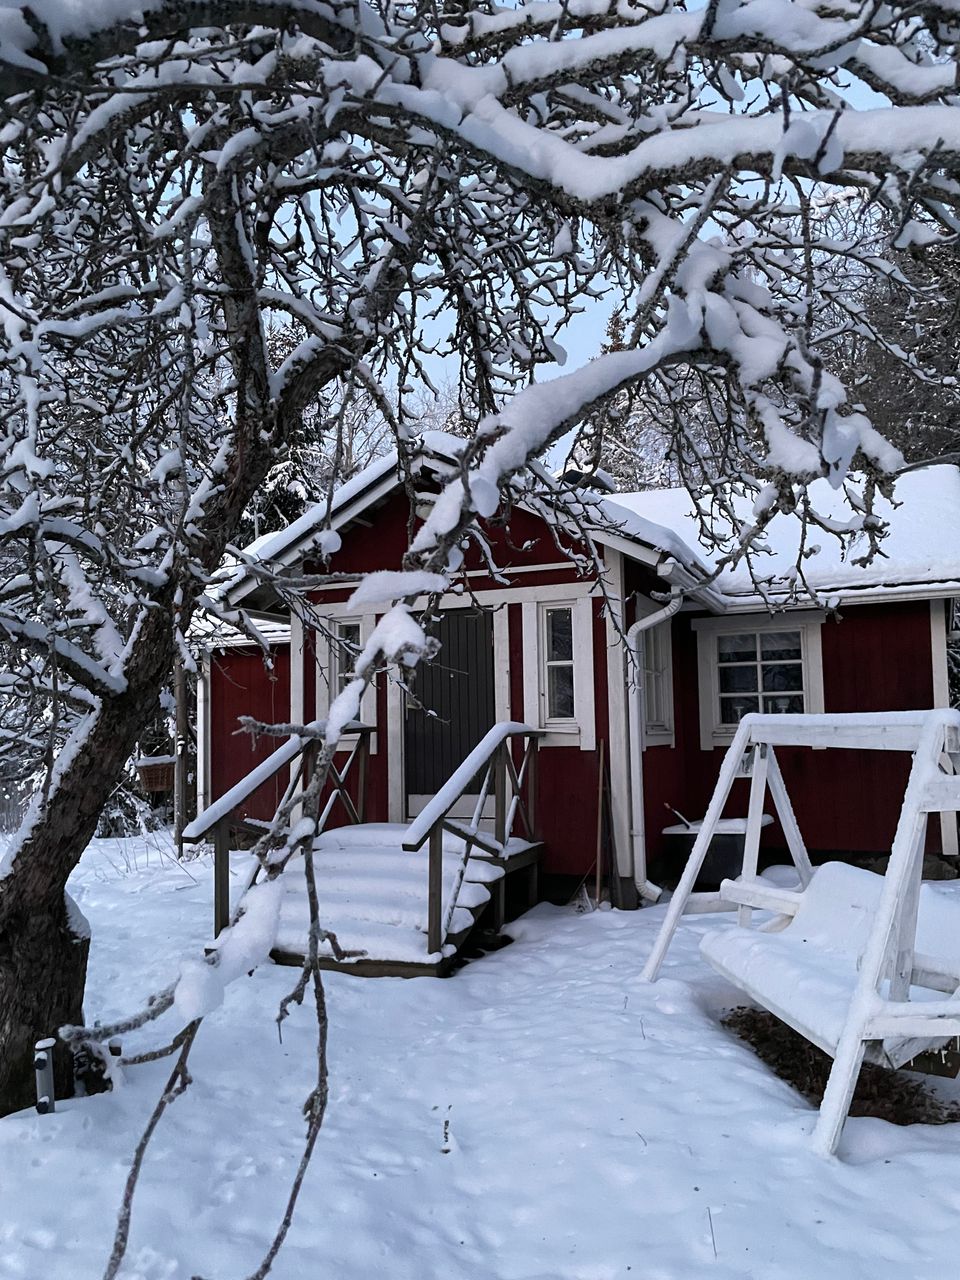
[269,824,534,973]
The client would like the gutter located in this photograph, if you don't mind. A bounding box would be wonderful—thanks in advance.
[626,568,685,905]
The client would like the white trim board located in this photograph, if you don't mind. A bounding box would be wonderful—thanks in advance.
[930,599,959,858]
[314,612,379,753]
[196,654,211,815]
[302,561,580,593]
[604,551,634,878]
[521,595,597,750]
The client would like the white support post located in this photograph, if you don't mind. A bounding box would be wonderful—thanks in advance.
[812,716,943,1156]
[641,720,751,982]
[765,748,814,886]
[930,600,959,858]
[738,743,769,927]
[889,820,928,1002]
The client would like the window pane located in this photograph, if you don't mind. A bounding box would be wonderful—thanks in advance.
[336,623,361,686]
[548,665,575,719]
[546,609,573,661]
[719,665,758,693]
[763,694,804,714]
[760,630,802,661]
[718,633,756,662]
[762,663,803,692]
[719,694,759,724]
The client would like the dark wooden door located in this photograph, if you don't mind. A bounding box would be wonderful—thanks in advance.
[405,609,496,810]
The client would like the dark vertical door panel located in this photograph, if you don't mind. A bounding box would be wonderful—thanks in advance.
[405,610,496,797]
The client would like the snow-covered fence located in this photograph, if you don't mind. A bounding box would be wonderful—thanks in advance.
[404,723,542,953]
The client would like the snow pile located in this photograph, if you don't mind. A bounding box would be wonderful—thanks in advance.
[5,837,960,1278]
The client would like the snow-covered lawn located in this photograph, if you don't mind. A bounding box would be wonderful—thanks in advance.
[4,835,960,1279]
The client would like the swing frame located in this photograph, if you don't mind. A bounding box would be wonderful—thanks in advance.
[641,709,960,1156]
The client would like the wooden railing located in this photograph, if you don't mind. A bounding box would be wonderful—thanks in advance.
[402,722,542,955]
[182,722,373,936]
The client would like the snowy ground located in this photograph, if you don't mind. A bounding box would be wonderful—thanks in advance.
[4,834,960,1279]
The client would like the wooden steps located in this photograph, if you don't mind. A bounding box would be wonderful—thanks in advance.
[265,825,542,978]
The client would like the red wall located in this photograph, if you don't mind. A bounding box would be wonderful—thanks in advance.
[209,646,291,822]
[642,599,938,880]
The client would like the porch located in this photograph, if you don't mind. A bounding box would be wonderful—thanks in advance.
[183,722,543,977]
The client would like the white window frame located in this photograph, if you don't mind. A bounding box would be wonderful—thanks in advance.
[541,604,577,725]
[315,610,378,751]
[331,617,362,698]
[636,599,675,748]
[522,594,596,750]
[693,611,825,751]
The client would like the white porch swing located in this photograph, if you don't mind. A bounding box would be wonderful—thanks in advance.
[641,709,960,1156]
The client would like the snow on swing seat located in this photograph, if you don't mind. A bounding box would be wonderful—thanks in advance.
[642,708,960,1154]
[701,862,960,1067]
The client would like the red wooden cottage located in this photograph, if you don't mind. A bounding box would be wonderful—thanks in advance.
[194,437,960,961]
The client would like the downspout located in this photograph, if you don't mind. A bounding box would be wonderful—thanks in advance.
[627,574,683,904]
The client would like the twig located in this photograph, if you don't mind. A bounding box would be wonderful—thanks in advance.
[102,1021,202,1280]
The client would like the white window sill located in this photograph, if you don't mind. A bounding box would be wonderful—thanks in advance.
[540,722,581,748]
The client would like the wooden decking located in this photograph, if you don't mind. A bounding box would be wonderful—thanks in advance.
[255,825,542,978]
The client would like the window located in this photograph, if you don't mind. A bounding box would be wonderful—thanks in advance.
[694,612,824,750]
[332,620,361,694]
[522,594,595,749]
[643,620,674,743]
[543,606,575,720]
[717,629,804,723]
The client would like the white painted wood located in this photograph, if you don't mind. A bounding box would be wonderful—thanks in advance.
[635,595,675,747]
[738,744,769,927]
[521,599,538,728]
[386,666,405,824]
[718,879,803,915]
[640,719,752,981]
[574,595,596,752]
[680,893,739,915]
[765,748,814,886]
[492,605,511,723]
[745,712,929,751]
[603,552,633,879]
[920,779,960,811]
[646,707,960,1155]
[196,653,211,814]
[305,561,580,593]
[289,612,304,726]
[288,613,306,805]
[930,600,959,857]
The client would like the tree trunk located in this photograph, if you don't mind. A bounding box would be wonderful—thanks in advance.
[0,605,178,1117]
[0,891,90,1116]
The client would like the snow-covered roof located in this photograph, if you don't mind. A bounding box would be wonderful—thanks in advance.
[590,494,712,576]
[192,613,291,653]
[220,434,960,616]
[221,433,722,608]
[614,464,960,606]
[243,451,400,572]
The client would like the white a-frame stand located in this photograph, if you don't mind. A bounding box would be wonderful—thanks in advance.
[641,709,960,1156]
